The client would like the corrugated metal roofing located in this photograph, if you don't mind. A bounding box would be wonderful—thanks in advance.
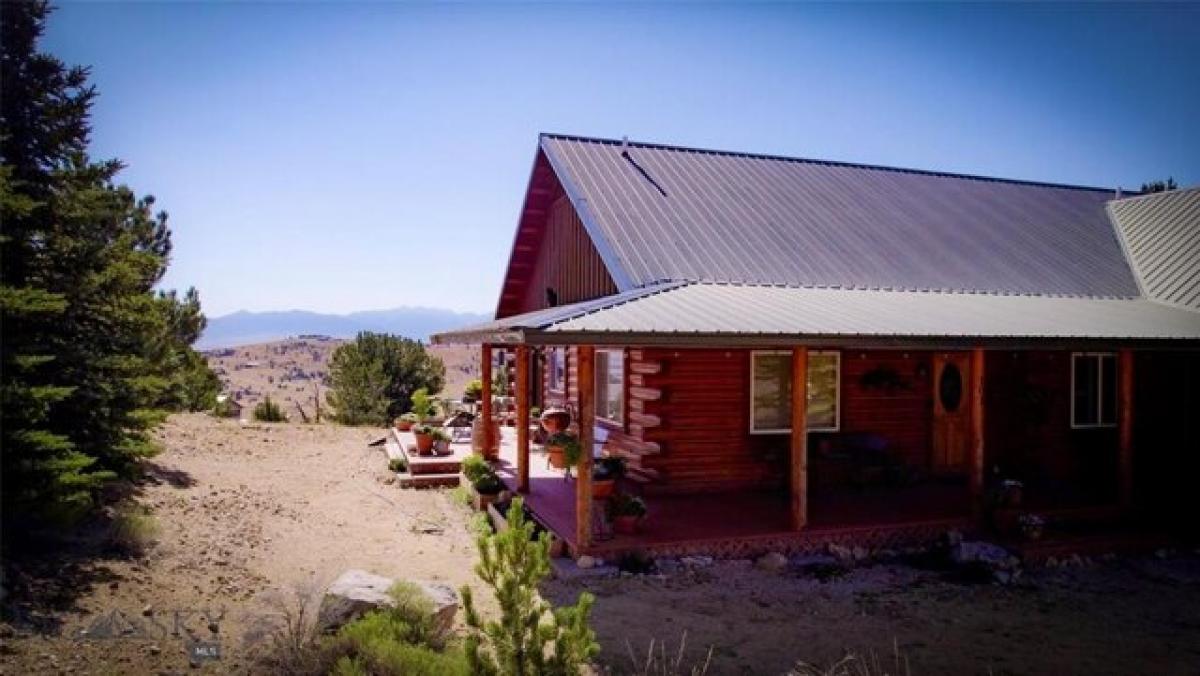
[540,134,1141,299]
[1110,187,1200,310]
[435,282,1200,345]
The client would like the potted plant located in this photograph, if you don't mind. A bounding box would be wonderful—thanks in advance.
[462,379,483,405]
[607,492,647,535]
[387,457,407,473]
[1018,513,1045,541]
[592,456,627,499]
[545,431,583,476]
[394,412,419,432]
[462,454,504,510]
[529,406,548,444]
[539,407,571,434]
[412,423,436,455]
[431,428,452,455]
[410,388,435,422]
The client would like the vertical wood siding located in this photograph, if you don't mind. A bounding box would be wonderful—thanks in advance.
[516,195,617,315]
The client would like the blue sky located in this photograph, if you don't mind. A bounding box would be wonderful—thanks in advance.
[45,2,1200,318]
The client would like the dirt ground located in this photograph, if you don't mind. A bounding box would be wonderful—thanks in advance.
[545,555,1200,675]
[3,413,1199,675]
[1,414,486,675]
[205,338,478,420]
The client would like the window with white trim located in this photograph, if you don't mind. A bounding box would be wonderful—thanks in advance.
[596,349,624,424]
[1071,352,1116,428]
[548,348,566,393]
[750,351,840,434]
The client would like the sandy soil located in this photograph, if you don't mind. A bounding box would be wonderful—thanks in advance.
[1,414,485,674]
[206,338,478,421]
[544,555,1200,675]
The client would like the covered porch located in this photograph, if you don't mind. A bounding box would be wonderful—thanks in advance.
[435,284,1197,559]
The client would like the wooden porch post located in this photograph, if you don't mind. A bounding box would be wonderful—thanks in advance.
[790,347,809,531]
[575,345,595,550]
[1118,349,1135,511]
[969,348,986,518]
[516,346,531,492]
[479,343,492,457]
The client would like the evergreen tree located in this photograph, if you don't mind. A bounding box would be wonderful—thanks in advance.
[1139,177,1177,194]
[1,1,218,525]
[461,498,598,675]
[326,332,445,425]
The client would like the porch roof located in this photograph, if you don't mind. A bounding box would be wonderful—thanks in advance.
[432,282,1200,348]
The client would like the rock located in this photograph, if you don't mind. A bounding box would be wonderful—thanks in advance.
[576,555,597,569]
[680,555,713,568]
[755,552,788,572]
[317,570,458,633]
[142,605,154,617]
[827,544,853,563]
[951,541,1011,567]
[148,645,161,655]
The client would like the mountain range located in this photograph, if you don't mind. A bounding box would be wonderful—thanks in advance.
[198,306,490,349]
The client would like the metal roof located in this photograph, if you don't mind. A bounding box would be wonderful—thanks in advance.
[1110,187,1200,311]
[434,282,1200,346]
[540,134,1141,299]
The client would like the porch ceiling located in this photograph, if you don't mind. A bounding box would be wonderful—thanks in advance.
[431,282,1200,348]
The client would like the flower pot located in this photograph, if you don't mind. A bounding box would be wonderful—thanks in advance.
[395,420,414,432]
[992,507,1020,537]
[540,408,571,435]
[613,515,640,535]
[546,445,567,469]
[471,417,501,459]
[414,432,434,455]
[1002,483,1023,508]
[592,478,615,499]
[433,440,451,456]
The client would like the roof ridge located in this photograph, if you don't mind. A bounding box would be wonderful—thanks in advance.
[635,279,1141,301]
[540,132,1118,194]
[1109,185,1200,206]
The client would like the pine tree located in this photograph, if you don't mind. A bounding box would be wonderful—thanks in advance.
[461,498,599,675]
[1,1,219,525]
[326,332,445,425]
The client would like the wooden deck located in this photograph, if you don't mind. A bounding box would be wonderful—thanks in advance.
[493,428,971,558]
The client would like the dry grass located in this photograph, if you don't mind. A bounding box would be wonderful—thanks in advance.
[788,641,911,676]
[625,632,714,676]
[106,504,160,556]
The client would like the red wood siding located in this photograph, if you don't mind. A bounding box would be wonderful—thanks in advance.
[836,350,933,468]
[985,350,1119,503]
[506,192,617,317]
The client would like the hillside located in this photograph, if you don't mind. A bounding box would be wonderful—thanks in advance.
[205,337,478,420]
[198,306,488,349]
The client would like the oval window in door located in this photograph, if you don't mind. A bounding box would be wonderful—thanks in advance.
[940,363,963,412]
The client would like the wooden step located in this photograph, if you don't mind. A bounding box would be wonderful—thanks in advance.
[398,472,462,489]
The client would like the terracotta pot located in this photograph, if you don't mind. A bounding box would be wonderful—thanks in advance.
[471,417,501,459]
[992,508,1019,536]
[540,408,571,435]
[546,445,567,469]
[613,515,640,535]
[1003,484,1023,508]
[414,432,434,455]
[592,479,615,499]
[395,420,414,432]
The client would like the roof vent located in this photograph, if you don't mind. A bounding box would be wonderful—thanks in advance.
[1115,187,1123,199]
[621,135,629,152]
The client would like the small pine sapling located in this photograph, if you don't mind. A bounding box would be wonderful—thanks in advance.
[460,498,598,675]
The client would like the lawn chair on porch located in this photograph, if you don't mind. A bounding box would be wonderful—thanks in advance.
[443,409,474,443]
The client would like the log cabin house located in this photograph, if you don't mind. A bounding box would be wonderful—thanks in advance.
[433,134,1200,558]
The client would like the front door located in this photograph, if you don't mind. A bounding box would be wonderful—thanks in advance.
[932,352,970,472]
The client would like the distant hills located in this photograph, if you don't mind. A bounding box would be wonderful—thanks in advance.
[198,306,490,349]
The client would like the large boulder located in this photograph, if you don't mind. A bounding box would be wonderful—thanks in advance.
[318,569,458,632]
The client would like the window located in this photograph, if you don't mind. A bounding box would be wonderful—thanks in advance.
[1072,352,1116,428]
[750,351,840,434]
[548,348,566,393]
[596,349,624,424]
